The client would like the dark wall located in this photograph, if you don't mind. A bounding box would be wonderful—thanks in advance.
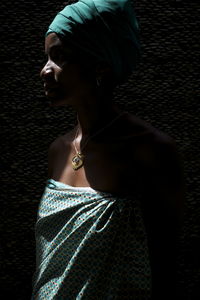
[1,0,199,299]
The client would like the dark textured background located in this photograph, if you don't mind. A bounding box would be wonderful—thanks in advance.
[0,0,199,299]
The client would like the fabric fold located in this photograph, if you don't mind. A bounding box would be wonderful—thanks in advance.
[31,179,152,299]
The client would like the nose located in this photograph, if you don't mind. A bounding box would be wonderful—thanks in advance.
[40,61,54,80]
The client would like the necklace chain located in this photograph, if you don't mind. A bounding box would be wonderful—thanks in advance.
[73,111,126,154]
[71,111,126,170]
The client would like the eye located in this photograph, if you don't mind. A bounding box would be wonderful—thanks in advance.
[45,47,75,66]
[50,49,66,63]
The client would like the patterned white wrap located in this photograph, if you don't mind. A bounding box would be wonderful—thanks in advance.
[31,178,152,299]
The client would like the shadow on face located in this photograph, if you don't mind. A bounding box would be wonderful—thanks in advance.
[40,33,114,108]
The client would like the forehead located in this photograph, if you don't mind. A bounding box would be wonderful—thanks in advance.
[45,33,73,54]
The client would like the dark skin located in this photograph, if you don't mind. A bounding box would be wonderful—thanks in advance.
[40,32,186,299]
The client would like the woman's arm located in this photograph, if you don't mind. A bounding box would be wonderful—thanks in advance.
[138,134,186,300]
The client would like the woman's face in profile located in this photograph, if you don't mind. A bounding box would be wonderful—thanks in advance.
[40,32,91,106]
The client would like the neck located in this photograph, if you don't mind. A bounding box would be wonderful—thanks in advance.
[75,103,124,138]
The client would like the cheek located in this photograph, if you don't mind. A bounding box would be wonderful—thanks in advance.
[58,65,85,92]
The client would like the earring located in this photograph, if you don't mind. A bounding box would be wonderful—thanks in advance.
[96,77,101,87]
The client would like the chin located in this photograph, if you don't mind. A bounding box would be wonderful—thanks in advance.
[47,95,70,107]
[45,89,73,107]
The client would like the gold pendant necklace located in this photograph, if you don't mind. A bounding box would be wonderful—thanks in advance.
[71,111,126,171]
[72,152,85,170]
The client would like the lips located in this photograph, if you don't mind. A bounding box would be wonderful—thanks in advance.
[44,85,60,98]
[44,84,59,91]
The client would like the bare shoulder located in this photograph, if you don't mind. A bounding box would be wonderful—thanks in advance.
[48,128,74,152]
[48,135,66,154]
[127,112,185,193]
[126,112,177,158]
[47,134,71,178]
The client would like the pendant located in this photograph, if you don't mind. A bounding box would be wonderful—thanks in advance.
[72,152,85,170]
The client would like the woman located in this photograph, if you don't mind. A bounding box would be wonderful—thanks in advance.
[31,0,185,299]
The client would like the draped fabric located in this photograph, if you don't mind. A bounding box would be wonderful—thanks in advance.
[31,178,152,299]
[45,0,141,87]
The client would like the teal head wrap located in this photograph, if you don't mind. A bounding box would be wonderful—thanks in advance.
[45,0,141,87]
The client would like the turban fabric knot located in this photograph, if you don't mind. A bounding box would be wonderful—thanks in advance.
[45,0,141,87]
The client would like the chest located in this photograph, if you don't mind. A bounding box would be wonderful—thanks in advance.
[49,139,137,195]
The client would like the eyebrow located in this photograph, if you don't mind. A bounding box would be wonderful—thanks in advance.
[45,44,62,55]
[45,44,73,55]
